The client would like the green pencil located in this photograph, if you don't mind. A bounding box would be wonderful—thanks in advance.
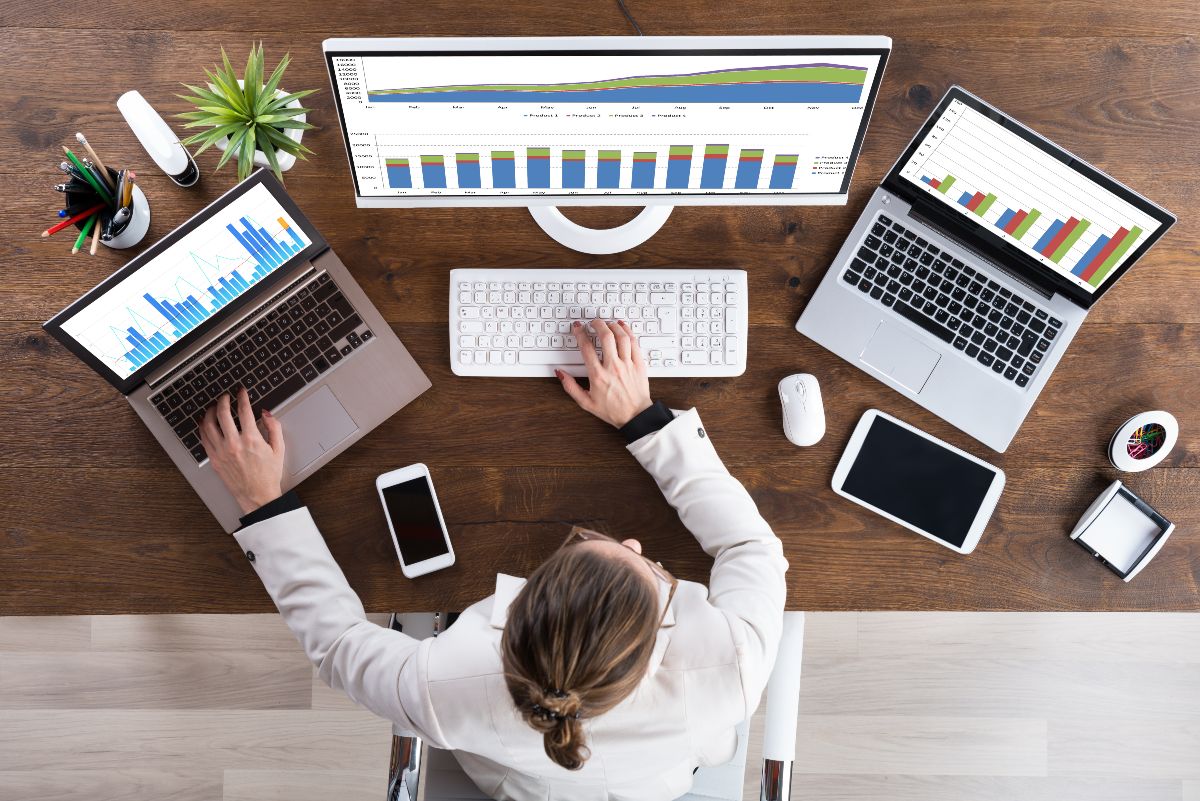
[72,214,97,253]
[62,146,113,206]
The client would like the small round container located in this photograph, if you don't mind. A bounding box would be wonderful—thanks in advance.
[64,167,151,250]
[1108,410,1179,472]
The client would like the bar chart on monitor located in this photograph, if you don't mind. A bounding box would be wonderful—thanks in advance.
[900,99,1161,291]
[329,52,884,197]
[376,145,811,193]
[60,183,311,379]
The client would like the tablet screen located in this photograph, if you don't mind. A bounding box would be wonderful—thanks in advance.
[840,416,997,547]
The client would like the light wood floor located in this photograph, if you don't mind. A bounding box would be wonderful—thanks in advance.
[1,612,1197,801]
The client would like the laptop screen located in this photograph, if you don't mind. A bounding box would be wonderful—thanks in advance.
[896,98,1165,295]
[54,180,316,386]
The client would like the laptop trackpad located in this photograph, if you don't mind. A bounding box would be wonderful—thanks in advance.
[279,386,359,474]
[859,321,941,393]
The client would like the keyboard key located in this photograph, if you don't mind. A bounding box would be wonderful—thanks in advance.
[966,344,980,357]
[1004,366,1018,380]
[519,351,585,365]
[953,336,968,350]
[1016,374,1029,387]
[996,345,1013,361]
[843,270,860,285]
[894,299,954,343]
[978,352,995,367]
[991,360,1005,374]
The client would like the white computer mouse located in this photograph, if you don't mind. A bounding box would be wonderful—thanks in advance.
[778,373,825,446]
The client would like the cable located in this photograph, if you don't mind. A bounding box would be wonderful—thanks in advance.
[615,0,644,35]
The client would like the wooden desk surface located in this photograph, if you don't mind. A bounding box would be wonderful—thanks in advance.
[2,1,1198,614]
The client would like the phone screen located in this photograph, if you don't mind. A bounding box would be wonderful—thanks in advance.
[381,476,450,565]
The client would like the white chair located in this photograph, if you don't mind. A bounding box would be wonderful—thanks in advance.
[386,612,805,801]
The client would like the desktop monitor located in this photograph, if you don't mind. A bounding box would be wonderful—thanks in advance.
[323,36,891,253]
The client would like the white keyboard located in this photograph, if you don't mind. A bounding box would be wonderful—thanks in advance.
[449,268,748,377]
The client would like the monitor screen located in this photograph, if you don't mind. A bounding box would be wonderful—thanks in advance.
[57,181,314,382]
[327,48,887,201]
[897,98,1164,294]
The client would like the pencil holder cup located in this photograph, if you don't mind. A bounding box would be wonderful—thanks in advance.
[64,167,151,250]
[104,185,150,249]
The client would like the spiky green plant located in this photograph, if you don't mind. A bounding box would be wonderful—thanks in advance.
[177,43,316,183]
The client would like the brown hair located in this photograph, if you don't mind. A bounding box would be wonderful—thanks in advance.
[501,542,659,770]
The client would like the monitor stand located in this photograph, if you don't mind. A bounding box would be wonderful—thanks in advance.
[528,205,672,254]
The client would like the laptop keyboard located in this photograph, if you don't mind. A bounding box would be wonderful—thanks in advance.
[148,271,373,464]
[845,214,1063,388]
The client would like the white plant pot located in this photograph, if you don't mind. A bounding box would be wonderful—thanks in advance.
[212,80,305,172]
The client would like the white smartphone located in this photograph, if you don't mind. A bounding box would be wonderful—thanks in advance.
[831,409,1005,554]
[376,463,456,578]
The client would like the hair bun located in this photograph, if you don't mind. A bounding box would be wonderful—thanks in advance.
[531,687,582,721]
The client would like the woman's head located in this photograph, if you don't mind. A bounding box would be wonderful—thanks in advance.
[501,534,662,770]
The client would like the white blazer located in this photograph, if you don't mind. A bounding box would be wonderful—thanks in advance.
[235,408,788,801]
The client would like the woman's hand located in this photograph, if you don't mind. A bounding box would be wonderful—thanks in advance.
[556,318,653,428]
[199,387,287,515]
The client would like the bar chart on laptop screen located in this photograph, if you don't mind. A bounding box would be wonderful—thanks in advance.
[329,53,883,197]
[60,183,312,380]
[899,99,1161,292]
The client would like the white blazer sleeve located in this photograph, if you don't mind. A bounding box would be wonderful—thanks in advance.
[627,408,788,715]
[234,507,450,746]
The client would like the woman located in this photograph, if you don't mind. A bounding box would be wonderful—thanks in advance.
[201,319,787,801]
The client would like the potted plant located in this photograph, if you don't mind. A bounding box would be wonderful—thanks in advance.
[177,43,316,182]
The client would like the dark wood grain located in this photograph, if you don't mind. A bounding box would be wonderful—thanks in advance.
[2,1,1198,613]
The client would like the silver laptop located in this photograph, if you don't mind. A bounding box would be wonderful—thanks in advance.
[797,87,1174,452]
[45,170,431,531]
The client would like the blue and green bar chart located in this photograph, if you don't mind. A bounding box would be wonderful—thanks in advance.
[122,216,307,369]
[919,172,1144,287]
[385,146,805,191]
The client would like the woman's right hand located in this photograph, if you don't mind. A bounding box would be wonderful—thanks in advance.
[556,318,653,428]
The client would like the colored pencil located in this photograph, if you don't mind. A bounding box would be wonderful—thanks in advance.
[72,215,97,253]
[62,146,113,205]
[124,170,135,207]
[76,132,116,190]
[89,213,101,254]
[42,202,105,237]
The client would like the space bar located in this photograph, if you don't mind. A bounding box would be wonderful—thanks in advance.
[893,302,954,343]
[518,351,585,365]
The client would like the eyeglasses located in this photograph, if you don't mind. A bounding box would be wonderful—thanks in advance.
[563,526,678,625]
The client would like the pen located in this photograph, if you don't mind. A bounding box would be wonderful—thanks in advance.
[82,158,115,205]
[72,214,97,254]
[58,161,87,181]
[58,202,96,218]
[75,132,117,191]
[114,169,127,213]
[54,182,98,193]
[62,146,113,205]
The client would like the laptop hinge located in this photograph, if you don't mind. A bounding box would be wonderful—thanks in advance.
[906,206,1056,301]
